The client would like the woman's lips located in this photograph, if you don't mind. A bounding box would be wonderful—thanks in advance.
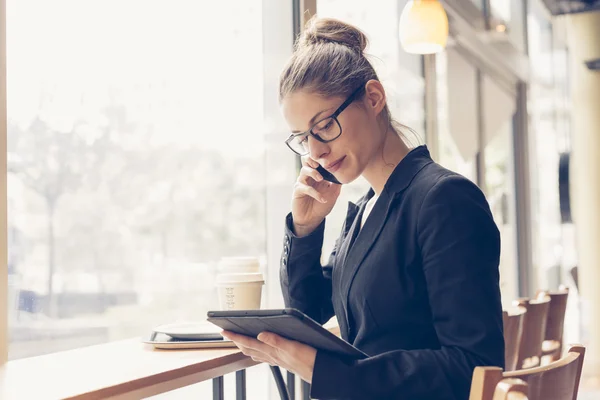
[326,156,345,173]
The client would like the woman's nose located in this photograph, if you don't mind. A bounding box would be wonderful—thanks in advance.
[308,136,330,161]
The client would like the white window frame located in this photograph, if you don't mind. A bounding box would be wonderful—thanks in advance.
[1,0,8,367]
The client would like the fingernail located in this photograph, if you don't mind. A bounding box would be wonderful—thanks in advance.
[258,333,270,343]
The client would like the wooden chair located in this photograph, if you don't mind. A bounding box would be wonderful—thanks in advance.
[469,344,585,400]
[514,295,550,369]
[536,286,569,363]
[493,379,529,400]
[469,369,529,400]
[503,306,527,371]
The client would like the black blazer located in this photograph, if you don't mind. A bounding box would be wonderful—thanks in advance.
[280,146,504,400]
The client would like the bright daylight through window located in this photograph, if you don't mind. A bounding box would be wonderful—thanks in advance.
[7,0,271,364]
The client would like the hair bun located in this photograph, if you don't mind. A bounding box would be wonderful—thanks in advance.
[298,16,368,54]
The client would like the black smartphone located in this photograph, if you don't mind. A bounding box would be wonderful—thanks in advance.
[316,164,341,185]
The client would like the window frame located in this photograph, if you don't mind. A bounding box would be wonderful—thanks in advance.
[1,0,8,367]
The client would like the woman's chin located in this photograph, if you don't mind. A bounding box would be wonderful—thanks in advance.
[336,172,359,185]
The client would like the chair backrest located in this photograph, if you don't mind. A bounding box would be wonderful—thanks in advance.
[514,295,551,369]
[470,345,585,400]
[493,379,529,400]
[469,368,529,400]
[503,306,527,371]
[536,287,569,345]
[504,345,586,400]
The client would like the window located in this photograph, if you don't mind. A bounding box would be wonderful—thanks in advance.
[7,0,295,396]
[527,1,579,346]
[527,1,570,292]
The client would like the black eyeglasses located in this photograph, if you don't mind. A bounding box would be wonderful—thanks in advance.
[285,85,365,156]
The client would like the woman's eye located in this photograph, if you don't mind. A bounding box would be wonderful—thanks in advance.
[314,118,334,133]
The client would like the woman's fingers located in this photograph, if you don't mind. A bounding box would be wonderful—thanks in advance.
[294,182,327,203]
[235,343,276,364]
[224,331,273,354]
[298,166,323,185]
[222,331,287,367]
[301,155,320,169]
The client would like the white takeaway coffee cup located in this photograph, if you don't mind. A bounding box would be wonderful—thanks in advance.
[215,272,264,310]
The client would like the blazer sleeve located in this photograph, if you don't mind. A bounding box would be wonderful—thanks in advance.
[310,175,504,400]
[280,213,337,325]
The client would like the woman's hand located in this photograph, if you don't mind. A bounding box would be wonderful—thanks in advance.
[221,330,318,384]
[292,156,342,237]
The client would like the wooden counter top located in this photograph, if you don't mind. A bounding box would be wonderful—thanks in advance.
[0,319,341,399]
[0,338,256,399]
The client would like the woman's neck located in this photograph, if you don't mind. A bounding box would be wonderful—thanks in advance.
[362,127,411,196]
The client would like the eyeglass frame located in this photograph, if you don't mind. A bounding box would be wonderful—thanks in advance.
[284,84,366,155]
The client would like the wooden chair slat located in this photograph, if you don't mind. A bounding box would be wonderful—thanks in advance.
[503,306,526,371]
[514,296,550,369]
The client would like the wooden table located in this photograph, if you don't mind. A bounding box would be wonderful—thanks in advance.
[0,320,340,399]
[0,338,257,399]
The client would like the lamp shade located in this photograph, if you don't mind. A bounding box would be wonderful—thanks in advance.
[399,0,449,54]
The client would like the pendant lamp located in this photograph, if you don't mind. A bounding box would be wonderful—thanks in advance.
[399,0,449,54]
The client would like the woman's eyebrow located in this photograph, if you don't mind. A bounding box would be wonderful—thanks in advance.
[291,108,333,133]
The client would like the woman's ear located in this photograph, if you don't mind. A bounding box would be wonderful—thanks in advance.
[363,80,387,117]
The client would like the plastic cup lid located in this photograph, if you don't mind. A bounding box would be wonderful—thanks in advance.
[215,272,264,284]
[218,256,260,270]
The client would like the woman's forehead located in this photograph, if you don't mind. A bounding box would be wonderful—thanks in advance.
[281,91,341,132]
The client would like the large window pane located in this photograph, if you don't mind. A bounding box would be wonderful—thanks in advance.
[527,0,570,292]
[316,0,425,258]
[6,0,283,375]
[527,3,579,347]
[7,1,295,397]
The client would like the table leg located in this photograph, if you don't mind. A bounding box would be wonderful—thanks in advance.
[236,369,247,400]
[287,371,296,400]
[213,376,224,400]
[301,380,311,400]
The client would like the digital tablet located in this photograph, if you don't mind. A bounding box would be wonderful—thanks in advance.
[206,308,368,359]
[143,331,237,350]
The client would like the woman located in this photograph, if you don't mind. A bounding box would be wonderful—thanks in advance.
[222,17,504,400]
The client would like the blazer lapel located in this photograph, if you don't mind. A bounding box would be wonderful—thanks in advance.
[332,201,361,341]
[337,209,363,267]
[339,190,401,333]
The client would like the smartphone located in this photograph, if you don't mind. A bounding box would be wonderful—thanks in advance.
[316,164,341,185]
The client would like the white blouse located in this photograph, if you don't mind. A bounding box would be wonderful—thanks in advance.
[360,193,380,230]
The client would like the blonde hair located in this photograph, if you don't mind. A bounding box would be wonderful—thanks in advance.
[279,16,415,142]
